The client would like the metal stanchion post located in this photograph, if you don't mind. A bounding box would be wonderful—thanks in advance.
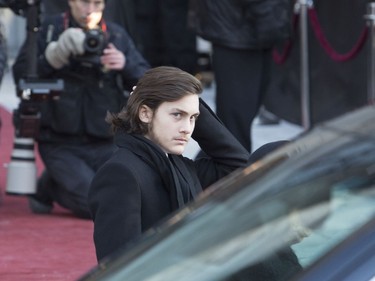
[364,2,375,104]
[296,0,313,130]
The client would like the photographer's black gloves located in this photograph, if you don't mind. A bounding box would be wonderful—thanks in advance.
[45,28,85,69]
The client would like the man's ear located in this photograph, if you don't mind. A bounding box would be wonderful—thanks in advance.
[139,105,153,123]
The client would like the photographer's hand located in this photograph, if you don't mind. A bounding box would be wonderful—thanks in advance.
[101,43,126,71]
[45,28,85,69]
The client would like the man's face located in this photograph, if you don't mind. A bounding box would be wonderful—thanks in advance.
[68,0,105,29]
[142,94,200,155]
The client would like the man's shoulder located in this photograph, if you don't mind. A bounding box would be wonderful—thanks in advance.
[102,148,157,181]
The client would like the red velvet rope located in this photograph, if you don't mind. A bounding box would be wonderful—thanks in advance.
[308,8,368,62]
[273,7,368,64]
[272,14,299,65]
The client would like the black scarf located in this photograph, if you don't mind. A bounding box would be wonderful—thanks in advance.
[115,132,200,211]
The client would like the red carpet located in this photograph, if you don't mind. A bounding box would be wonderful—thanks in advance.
[0,105,97,280]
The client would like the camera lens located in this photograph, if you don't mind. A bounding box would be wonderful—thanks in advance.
[83,29,105,54]
[87,37,99,49]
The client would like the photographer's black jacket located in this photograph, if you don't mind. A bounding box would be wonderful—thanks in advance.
[12,13,150,143]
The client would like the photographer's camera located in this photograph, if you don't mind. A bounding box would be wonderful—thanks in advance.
[84,29,106,54]
[13,102,41,138]
[77,29,107,67]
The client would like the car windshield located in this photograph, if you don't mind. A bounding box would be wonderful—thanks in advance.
[81,106,375,281]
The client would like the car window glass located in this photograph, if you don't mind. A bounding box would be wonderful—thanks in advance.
[101,136,375,281]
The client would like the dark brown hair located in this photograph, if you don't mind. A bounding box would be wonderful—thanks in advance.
[107,66,203,135]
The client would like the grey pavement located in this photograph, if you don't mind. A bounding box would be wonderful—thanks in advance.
[0,65,304,159]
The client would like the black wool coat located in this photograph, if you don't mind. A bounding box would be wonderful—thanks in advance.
[88,100,250,261]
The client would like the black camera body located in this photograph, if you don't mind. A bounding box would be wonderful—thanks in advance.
[84,29,107,54]
[76,29,108,67]
[14,78,64,138]
[13,102,41,138]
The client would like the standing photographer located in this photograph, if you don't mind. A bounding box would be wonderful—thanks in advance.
[12,0,149,218]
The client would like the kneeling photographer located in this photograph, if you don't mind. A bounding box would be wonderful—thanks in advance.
[12,0,150,219]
